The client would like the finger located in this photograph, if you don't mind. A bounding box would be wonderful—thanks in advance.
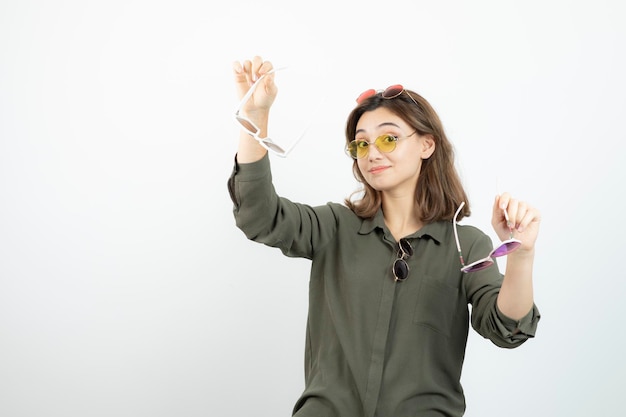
[517,205,541,233]
[496,192,511,211]
[504,198,519,230]
[511,200,527,231]
[233,60,255,100]
[258,61,273,76]
[237,57,274,85]
[251,56,265,81]
[494,192,513,228]
[494,192,510,220]
[232,61,246,83]
[242,59,253,82]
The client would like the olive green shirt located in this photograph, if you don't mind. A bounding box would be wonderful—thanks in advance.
[228,154,540,417]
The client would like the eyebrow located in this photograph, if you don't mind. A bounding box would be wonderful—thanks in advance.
[355,122,403,135]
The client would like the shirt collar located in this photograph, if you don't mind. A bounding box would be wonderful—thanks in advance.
[358,209,447,244]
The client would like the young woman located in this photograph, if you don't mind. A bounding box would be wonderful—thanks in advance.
[228,56,541,417]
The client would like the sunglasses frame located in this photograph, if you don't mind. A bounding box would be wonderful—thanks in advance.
[234,66,308,158]
[345,131,418,159]
[453,201,522,273]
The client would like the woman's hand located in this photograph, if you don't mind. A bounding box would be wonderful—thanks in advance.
[232,56,278,163]
[492,193,541,253]
[233,56,278,118]
[494,192,540,319]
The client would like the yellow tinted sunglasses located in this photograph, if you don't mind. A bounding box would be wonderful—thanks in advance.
[345,132,417,159]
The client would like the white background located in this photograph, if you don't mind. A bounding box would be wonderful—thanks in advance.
[1,1,625,416]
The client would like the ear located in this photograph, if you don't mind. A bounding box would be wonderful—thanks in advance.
[420,134,436,159]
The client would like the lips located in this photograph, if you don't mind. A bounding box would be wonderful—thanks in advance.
[368,166,389,174]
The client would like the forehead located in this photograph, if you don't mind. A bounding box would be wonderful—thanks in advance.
[355,107,408,133]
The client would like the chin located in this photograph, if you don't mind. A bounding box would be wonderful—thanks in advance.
[366,179,393,192]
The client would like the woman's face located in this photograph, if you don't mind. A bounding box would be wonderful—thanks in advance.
[355,107,434,194]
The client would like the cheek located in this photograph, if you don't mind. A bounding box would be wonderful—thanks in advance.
[392,152,423,177]
[356,159,368,174]
[355,160,374,185]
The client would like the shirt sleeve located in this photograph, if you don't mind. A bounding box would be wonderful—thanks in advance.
[227,154,338,259]
[494,303,541,343]
[462,227,541,348]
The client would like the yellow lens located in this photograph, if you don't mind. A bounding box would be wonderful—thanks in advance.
[375,134,398,153]
[356,141,369,158]
[347,141,358,159]
[347,140,369,159]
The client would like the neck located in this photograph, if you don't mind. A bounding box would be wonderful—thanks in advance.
[381,193,422,241]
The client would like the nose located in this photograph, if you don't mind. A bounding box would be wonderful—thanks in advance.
[368,142,384,160]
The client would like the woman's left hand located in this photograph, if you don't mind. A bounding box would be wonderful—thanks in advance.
[492,193,541,253]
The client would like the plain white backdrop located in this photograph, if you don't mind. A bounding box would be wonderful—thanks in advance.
[1,1,625,416]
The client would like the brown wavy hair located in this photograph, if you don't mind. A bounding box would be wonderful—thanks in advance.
[344,89,471,222]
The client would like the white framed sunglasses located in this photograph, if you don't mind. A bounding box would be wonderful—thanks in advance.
[234,67,308,158]
[453,201,522,273]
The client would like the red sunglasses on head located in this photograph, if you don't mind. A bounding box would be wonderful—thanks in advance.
[356,84,405,104]
[356,84,420,108]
